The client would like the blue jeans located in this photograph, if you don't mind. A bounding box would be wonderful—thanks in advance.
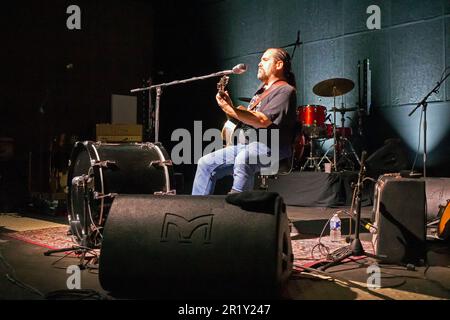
[192,142,271,195]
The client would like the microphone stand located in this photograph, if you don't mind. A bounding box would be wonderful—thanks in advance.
[408,72,450,178]
[130,68,240,143]
[318,151,384,271]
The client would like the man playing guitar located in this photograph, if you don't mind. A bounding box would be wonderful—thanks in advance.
[192,48,297,195]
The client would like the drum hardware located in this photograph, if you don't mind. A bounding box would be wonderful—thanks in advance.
[44,174,100,268]
[93,192,118,200]
[334,104,360,170]
[91,160,117,169]
[72,174,92,186]
[149,159,173,167]
[300,138,321,172]
[318,132,361,171]
[330,107,357,113]
[154,190,177,196]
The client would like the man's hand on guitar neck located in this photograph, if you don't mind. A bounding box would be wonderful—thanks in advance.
[216,90,234,109]
[216,92,272,129]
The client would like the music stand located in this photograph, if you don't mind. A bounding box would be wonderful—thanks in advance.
[318,151,383,271]
[44,175,99,268]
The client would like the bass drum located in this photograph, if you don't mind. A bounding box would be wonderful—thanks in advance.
[67,141,175,246]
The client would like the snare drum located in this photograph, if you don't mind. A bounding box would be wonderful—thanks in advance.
[325,124,353,139]
[67,141,175,246]
[297,105,327,137]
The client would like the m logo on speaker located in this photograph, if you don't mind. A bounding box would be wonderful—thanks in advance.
[161,213,214,243]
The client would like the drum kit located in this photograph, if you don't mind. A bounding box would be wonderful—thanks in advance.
[295,77,361,172]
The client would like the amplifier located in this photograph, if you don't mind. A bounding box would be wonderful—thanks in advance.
[372,174,426,264]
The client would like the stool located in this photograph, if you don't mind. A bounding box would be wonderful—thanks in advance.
[258,156,293,190]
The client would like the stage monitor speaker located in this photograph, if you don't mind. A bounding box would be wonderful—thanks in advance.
[99,193,292,299]
[372,175,426,264]
[365,139,409,178]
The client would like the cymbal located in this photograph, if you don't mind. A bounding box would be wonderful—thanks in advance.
[313,78,355,97]
[330,107,357,113]
[238,97,252,103]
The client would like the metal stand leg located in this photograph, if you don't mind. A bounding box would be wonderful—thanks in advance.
[301,139,321,171]
[336,138,361,170]
[318,143,334,168]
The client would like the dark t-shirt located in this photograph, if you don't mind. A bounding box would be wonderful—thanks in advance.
[237,83,297,159]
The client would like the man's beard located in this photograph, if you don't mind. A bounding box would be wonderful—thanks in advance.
[257,69,267,82]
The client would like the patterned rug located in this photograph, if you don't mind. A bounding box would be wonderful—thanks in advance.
[291,236,375,269]
[5,226,375,267]
[5,226,76,250]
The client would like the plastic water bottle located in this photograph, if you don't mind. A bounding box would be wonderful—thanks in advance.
[330,214,341,242]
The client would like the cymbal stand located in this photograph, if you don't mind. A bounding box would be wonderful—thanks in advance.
[317,89,338,171]
[301,138,321,171]
[317,140,333,169]
[335,108,361,170]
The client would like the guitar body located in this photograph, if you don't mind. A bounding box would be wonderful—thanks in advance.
[221,118,238,147]
[438,200,450,240]
[217,75,242,147]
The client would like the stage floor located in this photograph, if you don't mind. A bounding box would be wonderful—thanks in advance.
[0,205,449,301]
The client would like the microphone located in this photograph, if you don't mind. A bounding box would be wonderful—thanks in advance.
[231,63,247,75]
[220,64,247,75]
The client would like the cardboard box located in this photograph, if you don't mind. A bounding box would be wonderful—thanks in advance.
[96,124,143,141]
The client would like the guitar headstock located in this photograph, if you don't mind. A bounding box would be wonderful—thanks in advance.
[217,75,229,94]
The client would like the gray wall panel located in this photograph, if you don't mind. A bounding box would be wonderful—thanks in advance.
[343,30,391,108]
[390,20,444,106]
[446,17,450,101]
[297,0,344,42]
[303,39,344,107]
[391,0,443,25]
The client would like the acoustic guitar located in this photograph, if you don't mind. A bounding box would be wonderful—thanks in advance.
[217,77,288,146]
[217,75,240,146]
